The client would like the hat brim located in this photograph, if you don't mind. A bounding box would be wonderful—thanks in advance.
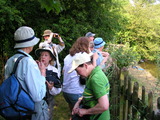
[90,34,95,37]
[94,41,106,49]
[68,52,93,73]
[86,33,96,37]
[14,37,40,49]
[42,34,50,37]
[68,64,78,73]
[35,48,56,60]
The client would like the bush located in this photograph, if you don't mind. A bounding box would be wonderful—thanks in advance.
[107,43,140,70]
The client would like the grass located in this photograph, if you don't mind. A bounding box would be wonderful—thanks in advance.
[53,92,70,120]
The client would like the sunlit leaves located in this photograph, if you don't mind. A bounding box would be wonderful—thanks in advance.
[38,0,62,13]
[115,0,160,61]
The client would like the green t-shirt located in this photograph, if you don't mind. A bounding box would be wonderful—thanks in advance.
[82,66,110,120]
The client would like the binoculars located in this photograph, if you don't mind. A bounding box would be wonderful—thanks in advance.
[53,33,60,38]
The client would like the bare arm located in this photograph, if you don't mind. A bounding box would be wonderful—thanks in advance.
[78,95,109,117]
[45,32,65,46]
[58,36,65,46]
[92,52,98,67]
[36,60,46,77]
[72,97,83,115]
[47,33,54,43]
[100,52,109,65]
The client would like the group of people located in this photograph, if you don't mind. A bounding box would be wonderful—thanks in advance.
[4,26,111,120]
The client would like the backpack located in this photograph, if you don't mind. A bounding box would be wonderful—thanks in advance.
[0,55,36,119]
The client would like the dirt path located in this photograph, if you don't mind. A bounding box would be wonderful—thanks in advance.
[128,65,160,110]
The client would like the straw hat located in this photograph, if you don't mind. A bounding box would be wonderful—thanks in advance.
[42,29,52,36]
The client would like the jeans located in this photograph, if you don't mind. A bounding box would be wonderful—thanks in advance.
[63,92,83,109]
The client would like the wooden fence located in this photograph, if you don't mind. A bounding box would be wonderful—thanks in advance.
[107,67,160,120]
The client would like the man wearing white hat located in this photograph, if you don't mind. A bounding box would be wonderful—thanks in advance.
[5,26,49,120]
[69,52,110,120]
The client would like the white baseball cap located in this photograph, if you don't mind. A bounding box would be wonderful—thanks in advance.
[68,52,93,73]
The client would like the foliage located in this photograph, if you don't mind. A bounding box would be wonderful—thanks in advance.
[0,0,160,119]
[155,52,160,90]
[1,0,160,66]
[114,0,160,61]
[38,0,62,13]
[0,0,25,57]
[107,43,140,69]
[0,0,123,57]
[156,52,160,68]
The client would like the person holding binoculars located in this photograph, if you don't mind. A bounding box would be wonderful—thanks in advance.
[39,29,65,77]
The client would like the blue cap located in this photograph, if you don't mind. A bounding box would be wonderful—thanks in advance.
[94,37,106,49]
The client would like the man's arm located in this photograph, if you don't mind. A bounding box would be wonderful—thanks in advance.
[92,52,98,67]
[78,94,109,117]
[58,36,65,46]
[72,97,83,115]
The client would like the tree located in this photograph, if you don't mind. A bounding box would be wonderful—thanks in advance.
[0,0,123,64]
[114,0,160,61]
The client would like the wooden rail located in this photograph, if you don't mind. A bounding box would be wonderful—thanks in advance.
[106,68,160,120]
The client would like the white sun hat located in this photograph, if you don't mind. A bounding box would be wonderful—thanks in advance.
[35,46,56,60]
[14,26,40,48]
[68,52,93,73]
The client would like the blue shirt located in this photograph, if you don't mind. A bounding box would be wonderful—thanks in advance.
[92,49,104,66]
[5,49,46,102]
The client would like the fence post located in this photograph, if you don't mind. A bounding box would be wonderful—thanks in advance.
[155,97,160,120]
[147,92,153,119]
[109,66,121,120]
[123,75,128,120]
[110,76,117,119]
[140,86,146,120]
[127,77,132,120]
[116,68,121,119]
[132,82,139,119]
[119,68,125,120]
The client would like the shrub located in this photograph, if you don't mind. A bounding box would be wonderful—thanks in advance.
[107,43,140,70]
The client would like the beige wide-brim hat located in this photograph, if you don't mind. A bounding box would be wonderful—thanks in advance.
[68,52,93,73]
[35,47,56,60]
[42,29,52,36]
[14,26,40,49]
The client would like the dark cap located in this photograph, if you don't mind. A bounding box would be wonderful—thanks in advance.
[85,32,95,37]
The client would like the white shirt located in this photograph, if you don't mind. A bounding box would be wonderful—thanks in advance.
[62,54,85,94]
[46,64,62,95]
[39,42,65,77]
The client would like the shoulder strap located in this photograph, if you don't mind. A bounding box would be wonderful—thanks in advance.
[12,56,26,74]
[17,51,28,56]
[12,51,28,74]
